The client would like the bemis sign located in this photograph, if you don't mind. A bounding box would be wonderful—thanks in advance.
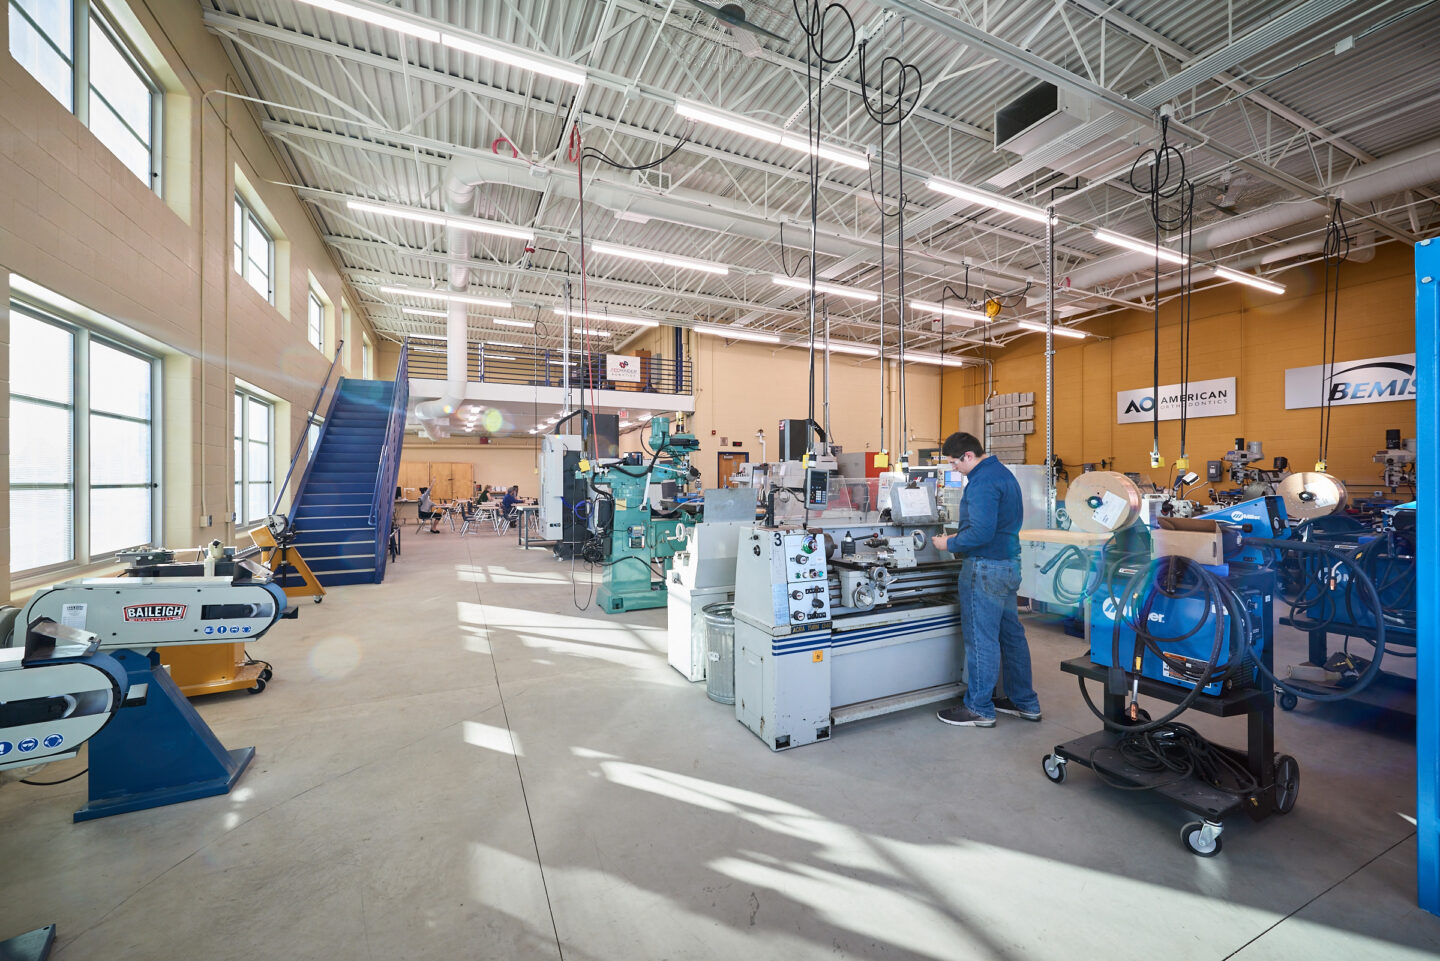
[1284,353,1417,409]
[1116,377,1236,424]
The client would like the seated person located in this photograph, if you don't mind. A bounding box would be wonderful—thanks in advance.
[500,485,521,519]
[474,484,490,505]
[419,487,442,533]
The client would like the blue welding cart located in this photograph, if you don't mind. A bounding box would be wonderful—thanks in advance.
[1045,546,1296,857]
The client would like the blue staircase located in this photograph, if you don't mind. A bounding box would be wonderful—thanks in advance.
[287,377,401,587]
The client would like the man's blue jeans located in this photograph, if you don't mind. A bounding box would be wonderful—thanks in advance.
[958,557,1041,719]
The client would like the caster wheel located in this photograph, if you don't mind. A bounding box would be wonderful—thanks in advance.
[1042,754,1067,784]
[1181,821,1223,857]
[1273,755,1300,814]
[313,596,324,604]
[1278,692,1298,711]
[259,668,273,682]
[248,678,267,695]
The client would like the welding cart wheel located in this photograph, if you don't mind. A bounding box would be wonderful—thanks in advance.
[1042,754,1067,784]
[1181,821,1223,858]
[1273,755,1300,815]
[248,677,267,695]
[1278,692,1299,712]
[259,668,273,682]
[313,595,323,604]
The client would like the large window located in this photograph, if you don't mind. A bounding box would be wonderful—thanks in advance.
[307,286,324,352]
[9,303,158,576]
[233,195,274,303]
[362,336,373,378]
[8,1,160,188]
[234,390,273,526]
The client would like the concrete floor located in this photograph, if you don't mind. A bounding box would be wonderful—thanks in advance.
[2,527,1437,960]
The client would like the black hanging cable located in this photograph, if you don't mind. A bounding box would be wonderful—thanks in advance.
[857,23,923,460]
[1318,199,1351,469]
[1128,115,1192,468]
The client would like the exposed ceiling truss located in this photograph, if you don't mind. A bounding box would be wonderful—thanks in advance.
[204,0,1440,359]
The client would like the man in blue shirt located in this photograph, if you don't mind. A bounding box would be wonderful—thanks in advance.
[929,432,1043,728]
[500,485,520,519]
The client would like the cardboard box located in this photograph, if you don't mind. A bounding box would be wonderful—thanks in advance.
[1151,526,1224,566]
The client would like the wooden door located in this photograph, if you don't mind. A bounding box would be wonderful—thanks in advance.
[430,463,455,501]
[398,462,429,499]
[718,451,749,487]
[451,462,474,501]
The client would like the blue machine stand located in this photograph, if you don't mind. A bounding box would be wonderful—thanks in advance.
[74,649,254,822]
[0,924,55,961]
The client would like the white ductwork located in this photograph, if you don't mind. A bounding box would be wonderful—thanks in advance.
[412,162,484,440]
[1063,135,1440,293]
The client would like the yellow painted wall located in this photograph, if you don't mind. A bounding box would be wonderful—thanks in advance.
[1,0,378,598]
[942,243,1418,494]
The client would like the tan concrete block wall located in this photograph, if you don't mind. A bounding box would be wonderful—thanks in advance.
[1,0,381,599]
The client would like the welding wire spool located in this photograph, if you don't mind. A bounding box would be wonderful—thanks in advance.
[1065,471,1143,533]
[1277,472,1347,521]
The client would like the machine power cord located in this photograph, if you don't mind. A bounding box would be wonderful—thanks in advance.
[19,767,89,786]
[1083,718,1262,797]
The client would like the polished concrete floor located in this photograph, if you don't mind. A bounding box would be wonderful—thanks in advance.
[1,527,1437,960]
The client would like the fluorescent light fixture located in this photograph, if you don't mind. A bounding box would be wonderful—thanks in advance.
[402,307,448,318]
[409,346,447,354]
[548,360,577,366]
[692,323,782,344]
[1016,321,1088,339]
[620,421,634,428]
[406,333,446,341]
[574,328,612,337]
[491,318,534,328]
[486,354,517,361]
[528,428,540,434]
[552,307,660,328]
[771,275,878,303]
[926,179,1055,225]
[824,341,878,357]
[909,300,990,323]
[440,34,587,87]
[347,200,532,242]
[1093,229,1189,266]
[381,285,511,309]
[591,242,728,275]
[904,351,967,368]
[293,0,442,42]
[484,340,524,348]
[675,100,868,170]
[1212,265,1285,295]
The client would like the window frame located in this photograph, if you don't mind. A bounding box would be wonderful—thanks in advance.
[234,388,274,527]
[8,299,162,580]
[233,194,275,304]
[7,0,163,192]
[307,285,325,353]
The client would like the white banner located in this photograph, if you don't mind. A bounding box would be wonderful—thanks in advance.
[1284,353,1417,409]
[606,354,641,383]
[1116,377,1236,424]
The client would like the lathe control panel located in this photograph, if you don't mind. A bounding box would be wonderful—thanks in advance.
[773,530,830,626]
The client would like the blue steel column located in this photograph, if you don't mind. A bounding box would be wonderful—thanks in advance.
[1418,237,1439,914]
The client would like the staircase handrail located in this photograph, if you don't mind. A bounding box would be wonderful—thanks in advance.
[274,339,345,521]
[370,340,410,532]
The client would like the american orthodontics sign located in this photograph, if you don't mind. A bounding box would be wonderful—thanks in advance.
[1116,377,1237,424]
[1284,353,1417,409]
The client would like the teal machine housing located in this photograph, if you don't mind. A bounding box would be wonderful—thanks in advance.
[581,417,700,613]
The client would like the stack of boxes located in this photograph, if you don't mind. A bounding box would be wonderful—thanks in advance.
[986,392,1034,463]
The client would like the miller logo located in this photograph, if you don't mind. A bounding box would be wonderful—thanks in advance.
[123,604,188,622]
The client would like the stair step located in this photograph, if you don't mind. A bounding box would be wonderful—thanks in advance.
[316,569,379,586]
[301,493,372,507]
[293,529,377,546]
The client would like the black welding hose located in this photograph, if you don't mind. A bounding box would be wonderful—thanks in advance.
[1243,536,1387,702]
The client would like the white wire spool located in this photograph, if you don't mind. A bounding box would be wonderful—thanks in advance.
[1277,472,1348,521]
[1065,471,1143,533]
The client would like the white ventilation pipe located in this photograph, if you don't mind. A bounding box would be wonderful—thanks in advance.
[1063,135,1440,292]
[412,162,484,439]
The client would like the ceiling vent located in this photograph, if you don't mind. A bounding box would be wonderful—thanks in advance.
[632,169,672,193]
[994,82,1093,155]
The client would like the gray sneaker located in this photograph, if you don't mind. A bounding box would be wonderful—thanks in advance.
[937,705,995,727]
[993,697,1042,722]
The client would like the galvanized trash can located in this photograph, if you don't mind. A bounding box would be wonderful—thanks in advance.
[702,602,736,704]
